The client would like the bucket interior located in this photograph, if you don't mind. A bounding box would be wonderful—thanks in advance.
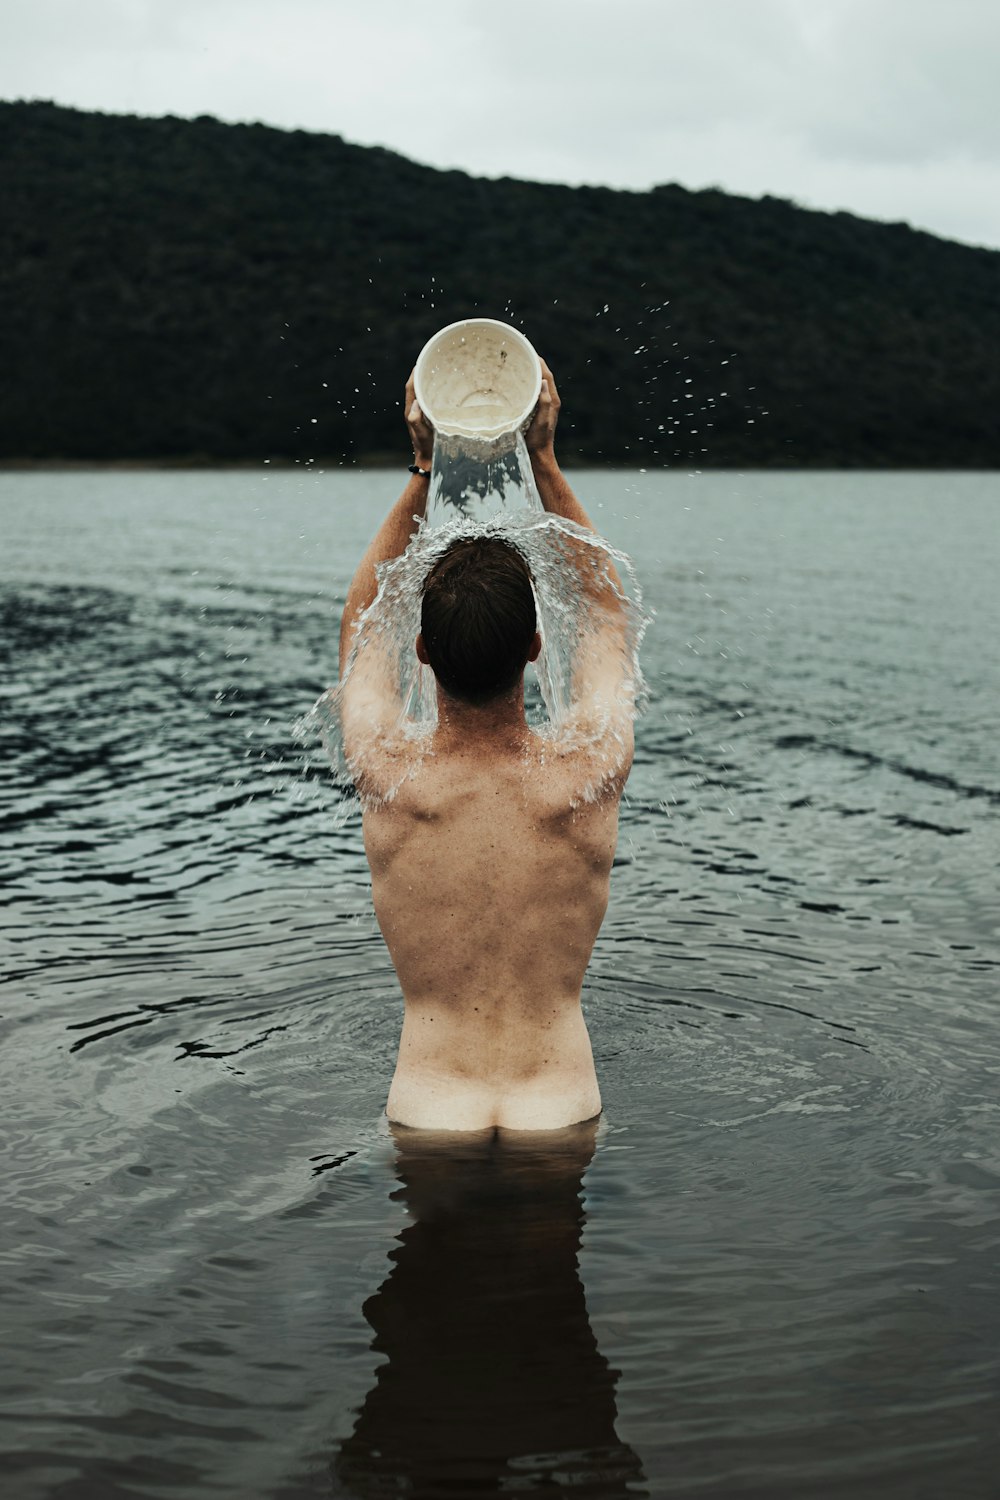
[415,322,541,439]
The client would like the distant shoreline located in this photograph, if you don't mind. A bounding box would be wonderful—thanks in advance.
[2,458,997,474]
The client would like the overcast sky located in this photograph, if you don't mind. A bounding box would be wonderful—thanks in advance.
[4,0,999,250]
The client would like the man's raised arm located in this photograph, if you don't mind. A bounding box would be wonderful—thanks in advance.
[339,372,434,678]
[525,364,633,734]
[526,361,599,534]
[527,358,625,598]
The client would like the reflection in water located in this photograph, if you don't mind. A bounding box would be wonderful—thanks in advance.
[336,1122,646,1498]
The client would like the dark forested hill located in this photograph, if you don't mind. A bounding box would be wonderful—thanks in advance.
[2,100,998,466]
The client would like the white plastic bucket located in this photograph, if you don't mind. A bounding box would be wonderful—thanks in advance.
[413,319,542,441]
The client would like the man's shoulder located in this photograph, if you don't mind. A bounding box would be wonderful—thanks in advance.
[529,720,633,807]
[347,720,432,809]
[453,729,629,814]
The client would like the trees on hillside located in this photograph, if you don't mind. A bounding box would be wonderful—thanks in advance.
[1,101,998,466]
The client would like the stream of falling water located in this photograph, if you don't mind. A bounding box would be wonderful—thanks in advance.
[425,429,542,525]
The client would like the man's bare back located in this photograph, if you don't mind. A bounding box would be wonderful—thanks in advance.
[365,716,624,1129]
[338,360,635,1131]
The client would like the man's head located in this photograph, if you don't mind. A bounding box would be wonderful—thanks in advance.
[417,535,541,705]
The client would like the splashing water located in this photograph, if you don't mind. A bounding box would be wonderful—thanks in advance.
[301,437,648,805]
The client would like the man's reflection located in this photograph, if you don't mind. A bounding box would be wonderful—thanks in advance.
[336,1120,646,1497]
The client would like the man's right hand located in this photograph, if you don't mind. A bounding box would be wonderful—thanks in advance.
[525,359,560,463]
[405,369,435,472]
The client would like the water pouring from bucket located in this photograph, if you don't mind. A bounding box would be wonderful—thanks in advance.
[413,319,544,525]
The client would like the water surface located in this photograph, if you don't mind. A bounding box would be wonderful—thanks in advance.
[1,468,998,1498]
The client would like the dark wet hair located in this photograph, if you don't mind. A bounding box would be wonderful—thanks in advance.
[420,536,537,705]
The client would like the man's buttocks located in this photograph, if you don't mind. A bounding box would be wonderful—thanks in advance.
[386,998,601,1131]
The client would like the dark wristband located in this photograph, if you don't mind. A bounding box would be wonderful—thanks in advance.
[408,463,431,478]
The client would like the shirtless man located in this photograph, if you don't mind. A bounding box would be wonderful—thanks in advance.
[338,361,635,1131]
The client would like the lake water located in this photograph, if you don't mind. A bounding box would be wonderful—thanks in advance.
[1,468,998,1499]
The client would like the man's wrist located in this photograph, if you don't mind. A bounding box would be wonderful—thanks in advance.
[529,447,559,478]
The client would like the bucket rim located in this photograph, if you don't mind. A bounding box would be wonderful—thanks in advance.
[413,318,542,440]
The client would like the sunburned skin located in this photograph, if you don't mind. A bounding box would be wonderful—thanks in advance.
[338,360,635,1131]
